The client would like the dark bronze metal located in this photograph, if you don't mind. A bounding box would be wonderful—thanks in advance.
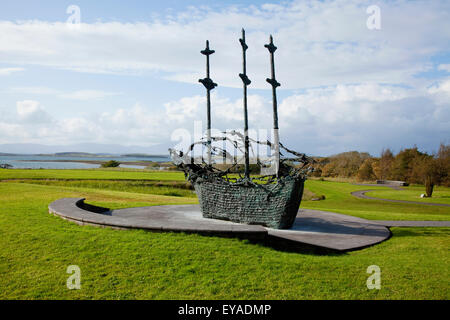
[265,35,281,176]
[239,29,251,179]
[199,40,217,165]
[265,35,281,128]
[169,30,315,229]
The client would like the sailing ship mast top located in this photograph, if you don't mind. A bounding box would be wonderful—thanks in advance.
[197,31,282,178]
[239,28,251,179]
[265,34,281,177]
[169,29,313,230]
[199,40,217,165]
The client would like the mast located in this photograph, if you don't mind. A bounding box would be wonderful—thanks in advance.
[199,40,217,165]
[265,35,281,176]
[239,29,251,179]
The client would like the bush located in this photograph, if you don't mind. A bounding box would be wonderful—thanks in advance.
[101,160,121,168]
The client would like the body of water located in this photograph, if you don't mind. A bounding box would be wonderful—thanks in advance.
[0,155,171,169]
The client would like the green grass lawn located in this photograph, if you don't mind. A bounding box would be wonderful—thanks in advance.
[303,180,450,221]
[0,168,186,181]
[0,169,449,299]
[9,179,197,198]
[366,185,450,205]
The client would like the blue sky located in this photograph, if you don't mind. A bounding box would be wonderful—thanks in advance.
[0,0,269,21]
[0,0,449,156]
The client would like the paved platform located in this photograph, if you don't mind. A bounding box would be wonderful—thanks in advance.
[49,198,267,239]
[266,210,391,251]
[49,198,392,252]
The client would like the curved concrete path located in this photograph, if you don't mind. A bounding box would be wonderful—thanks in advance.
[369,220,450,227]
[351,184,450,207]
[49,198,392,252]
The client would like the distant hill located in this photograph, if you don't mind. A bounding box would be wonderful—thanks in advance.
[0,152,17,156]
[53,152,115,157]
[0,143,168,155]
[121,153,169,158]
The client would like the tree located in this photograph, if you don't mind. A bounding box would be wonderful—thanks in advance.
[406,143,449,196]
[321,161,337,177]
[357,158,377,181]
[390,147,425,182]
[410,148,449,197]
[413,156,437,197]
[101,160,120,168]
[374,148,394,180]
[435,143,450,187]
[310,157,326,177]
[320,151,371,178]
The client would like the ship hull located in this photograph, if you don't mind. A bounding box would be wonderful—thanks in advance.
[194,177,305,229]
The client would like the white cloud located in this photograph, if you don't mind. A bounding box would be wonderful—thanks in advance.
[428,78,450,105]
[16,100,52,124]
[0,123,27,138]
[163,92,272,129]
[2,81,447,156]
[0,67,24,76]
[428,78,450,95]
[0,0,449,89]
[438,64,450,72]
[276,83,449,154]
[164,95,203,123]
[1,101,163,145]
[278,83,415,126]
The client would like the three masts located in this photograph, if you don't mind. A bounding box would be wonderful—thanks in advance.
[173,30,311,229]
[199,29,281,178]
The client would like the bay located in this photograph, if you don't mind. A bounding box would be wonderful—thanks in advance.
[0,155,171,169]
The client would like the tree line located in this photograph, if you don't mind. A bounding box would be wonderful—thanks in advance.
[310,143,449,196]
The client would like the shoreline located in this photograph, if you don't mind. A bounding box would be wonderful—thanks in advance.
[14,159,166,166]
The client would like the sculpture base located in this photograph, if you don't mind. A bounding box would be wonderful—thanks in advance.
[48,199,392,252]
[194,177,305,229]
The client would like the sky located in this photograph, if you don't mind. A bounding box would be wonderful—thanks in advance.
[0,0,449,156]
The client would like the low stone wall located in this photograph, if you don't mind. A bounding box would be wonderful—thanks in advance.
[376,180,409,186]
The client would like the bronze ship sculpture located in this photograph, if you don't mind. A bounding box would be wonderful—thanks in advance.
[170,29,313,229]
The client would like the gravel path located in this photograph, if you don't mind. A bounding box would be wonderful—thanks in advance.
[351,184,450,207]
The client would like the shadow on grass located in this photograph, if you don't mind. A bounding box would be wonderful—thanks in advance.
[227,236,347,256]
[260,238,346,256]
